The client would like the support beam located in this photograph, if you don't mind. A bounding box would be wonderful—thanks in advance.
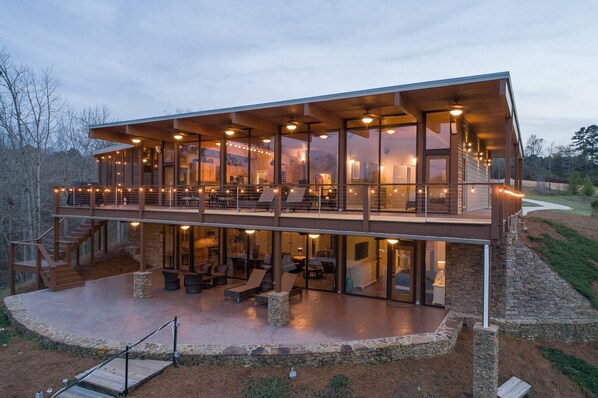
[273,230,282,293]
[173,119,222,139]
[303,103,343,128]
[126,125,170,142]
[231,112,278,135]
[139,223,146,272]
[103,222,108,254]
[504,118,513,188]
[90,219,95,266]
[90,128,131,144]
[483,243,490,328]
[394,92,421,121]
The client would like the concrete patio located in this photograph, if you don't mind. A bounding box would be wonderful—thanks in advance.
[4,269,461,365]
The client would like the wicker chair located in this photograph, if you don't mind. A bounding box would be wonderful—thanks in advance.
[197,262,214,288]
[162,269,180,291]
[183,272,202,294]
[211,264,229,285]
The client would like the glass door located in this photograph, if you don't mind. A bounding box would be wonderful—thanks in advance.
[426,155,449,213]
[389,243,415,302]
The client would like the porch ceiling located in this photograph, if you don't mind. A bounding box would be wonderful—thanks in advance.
[90,72,521,157]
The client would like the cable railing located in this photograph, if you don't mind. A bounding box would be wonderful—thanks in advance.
[54,182,522,226]
[50,316,179,397]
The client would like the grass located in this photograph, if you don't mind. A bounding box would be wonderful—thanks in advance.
[0,310,11,345]
[529,218,598,309]
[523,189,594,216]
[541,347,598,398]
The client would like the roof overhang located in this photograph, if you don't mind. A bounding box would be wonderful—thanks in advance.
[90,72,522,157]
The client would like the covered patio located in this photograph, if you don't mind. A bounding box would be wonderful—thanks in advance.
[5,269,459,365]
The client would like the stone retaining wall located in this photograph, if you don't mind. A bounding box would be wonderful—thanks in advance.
[3,295,462,366]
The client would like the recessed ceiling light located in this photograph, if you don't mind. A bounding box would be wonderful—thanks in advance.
[132,138,141,144]
[262,138,271,144]
[319,134,328,140]
[173,134,183,140]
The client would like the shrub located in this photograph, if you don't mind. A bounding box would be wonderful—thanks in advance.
[592,198,598,216]
[581,175,596,197]
[315,374,354,398]
[568,171,582,195]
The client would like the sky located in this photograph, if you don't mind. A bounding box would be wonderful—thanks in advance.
[1,0,597,147]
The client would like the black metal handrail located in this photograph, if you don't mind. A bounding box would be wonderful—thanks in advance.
[50,316,179,397]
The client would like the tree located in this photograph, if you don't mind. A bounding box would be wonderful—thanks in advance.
[572,125,598,168]
[568,171,582,195]
[581,175,595,197]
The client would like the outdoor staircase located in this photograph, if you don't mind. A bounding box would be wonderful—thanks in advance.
[9,219,108,294]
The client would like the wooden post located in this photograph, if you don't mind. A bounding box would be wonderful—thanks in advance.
[197,189,205,222]
[76,245,80,267]
[9,242,16,295]
[504,118,513,188]
[139,187,146,217]
[491,186,500,240]
[53,217,60,261]
[90,219,95,266]
[273,230,282,293]
[273,186,281,226]
[139,223,146,272]
[103,222,108,254]
[54,188,60,214]
[35,244,42,290]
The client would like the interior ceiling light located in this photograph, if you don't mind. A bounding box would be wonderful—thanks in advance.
[173,134,183,140]
[225,124,235,136]
[286,118,298,131]
[386,238,399,245]
[262,137,271,144]
[131,138,141,144]
[180,225,190,230]
[361,109,375,124]
[386,129,395,135]
[319,134,328,140]
[308,234,320,239]
[449,101,464,116]
[245,229,256,234]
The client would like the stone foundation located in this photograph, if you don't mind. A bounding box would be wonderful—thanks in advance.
[473,322,498,398]
[267,292,289,327]
[133,271,152,298]
[3,295,462,366]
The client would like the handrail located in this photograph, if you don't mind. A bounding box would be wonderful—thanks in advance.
[38,217,66,240]
[51,316,179,397]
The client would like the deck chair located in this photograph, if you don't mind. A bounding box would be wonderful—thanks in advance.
[255,272,303,304]
[255,187,276,210]
[282,187,311,211]
[224,268,267,302]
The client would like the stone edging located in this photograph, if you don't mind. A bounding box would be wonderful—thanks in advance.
[3,295,462,366]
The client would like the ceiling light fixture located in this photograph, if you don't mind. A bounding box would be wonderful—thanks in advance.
[319,134,328,140]
[131,138,141,144]
[225,124,235,136]
[173,134,183,140]
[386,129,395,135]
[308,234,320,239]
[245,229,256,235]
[449,101,464,116]
[361,110,374,124]
[386,238,399,245]
[262,137,271,144]
[286,118,298,131]
[180,225,190,230]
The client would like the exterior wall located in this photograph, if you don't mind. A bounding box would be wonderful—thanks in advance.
[126,223,163,268]
[445,241,506,318]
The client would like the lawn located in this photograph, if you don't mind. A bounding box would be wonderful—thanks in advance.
[541,347,598,398]
[522,188,595,216]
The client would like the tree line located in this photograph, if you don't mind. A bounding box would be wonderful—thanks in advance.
[0,48,111,284]
[523,126,597,194]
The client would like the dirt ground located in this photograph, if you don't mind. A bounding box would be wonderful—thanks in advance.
[520,209,598,243]
[1,325,595,398]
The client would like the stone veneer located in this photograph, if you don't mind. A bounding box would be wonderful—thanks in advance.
[133,272,152,298]
[126,223,163,268]
[3,295,462,366]
[472,323,499,398]
[267,292,289,327]
[447,230,598,341]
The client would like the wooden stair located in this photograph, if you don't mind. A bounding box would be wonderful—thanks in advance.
[42,263,85,291]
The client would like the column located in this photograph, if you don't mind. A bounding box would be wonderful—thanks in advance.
[473,323,499,397]
[133,222,152,298]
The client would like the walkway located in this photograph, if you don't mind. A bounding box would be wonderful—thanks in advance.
[522,198,571,215]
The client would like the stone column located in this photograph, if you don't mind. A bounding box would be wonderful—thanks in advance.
[268,291,289,327]
[473,322,499,398]
[134,271,152,298]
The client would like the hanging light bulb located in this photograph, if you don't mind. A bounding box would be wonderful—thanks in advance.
[173,134,183,140]
[361,111,374,124]
[450,101,464,116]
[262,137,271,144]
[286,118,298,131]
[131,138,141,144]
[319,134,328,140]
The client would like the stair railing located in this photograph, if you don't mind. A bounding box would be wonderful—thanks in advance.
[50,316,180,397]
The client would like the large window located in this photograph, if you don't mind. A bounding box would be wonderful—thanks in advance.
[310,131,338,185]
[281,135,307,184]
[226,140,249,185]
[424,240,445,307]
[179,143,199,186]
[345,236,387,298]
[426,112,451,149]
[200,140,220,184]
[250,137,274,185]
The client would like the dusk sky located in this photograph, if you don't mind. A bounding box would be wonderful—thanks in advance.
[1,0,597,147]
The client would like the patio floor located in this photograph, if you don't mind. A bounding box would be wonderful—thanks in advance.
[13,269,448,346]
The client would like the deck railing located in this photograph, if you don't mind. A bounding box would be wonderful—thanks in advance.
[53,182,522,235]
[50,316,179,397]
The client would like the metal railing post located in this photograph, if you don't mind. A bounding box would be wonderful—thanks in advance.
[173,316,179,367]
[236,186,239,214]
[124,345,129,396]
[318,186,322,217]
[424,185,428,221]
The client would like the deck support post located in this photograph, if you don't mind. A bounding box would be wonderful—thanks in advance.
[53,217,60,261]
[103,222,108,254]
[139,222,146,272]
[90,219,95,266]
[483,244,490,328]
[9,242,16,295]
[273,230,282,293]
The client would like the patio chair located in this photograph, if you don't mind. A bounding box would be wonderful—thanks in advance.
[162,269,180,290]
[183,272,202,294]
[197,262,214,288]
[255,272,302,304]
[224,268,267,303]
[321,261,335,274]
[211,264,229,285]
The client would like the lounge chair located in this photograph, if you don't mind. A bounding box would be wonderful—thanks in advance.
[282,187,312,211]
[238,187,276,211]
[224,268,267,303]
[255,272,302,304]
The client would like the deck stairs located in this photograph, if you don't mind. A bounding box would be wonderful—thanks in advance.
[9,219,107,293]
[61,359,171,397]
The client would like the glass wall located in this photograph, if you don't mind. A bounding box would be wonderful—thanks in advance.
[191,226,219,270]
[345,237,387,298]
[424,241,446,306]
[250,138,274,185]
[425,112,451,149]
[310,131,338,185]
[179,142,199,186]
[200,140,220,185]
[305,233,337,291]
[281,135,307,184]
[226,140,249,185]
[381,126,417,211]
[226,228,271,280]
[347,128,379,183]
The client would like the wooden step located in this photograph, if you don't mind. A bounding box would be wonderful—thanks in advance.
[52,280,85,291]
[77,359,170,396]
[58,385,113,398]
